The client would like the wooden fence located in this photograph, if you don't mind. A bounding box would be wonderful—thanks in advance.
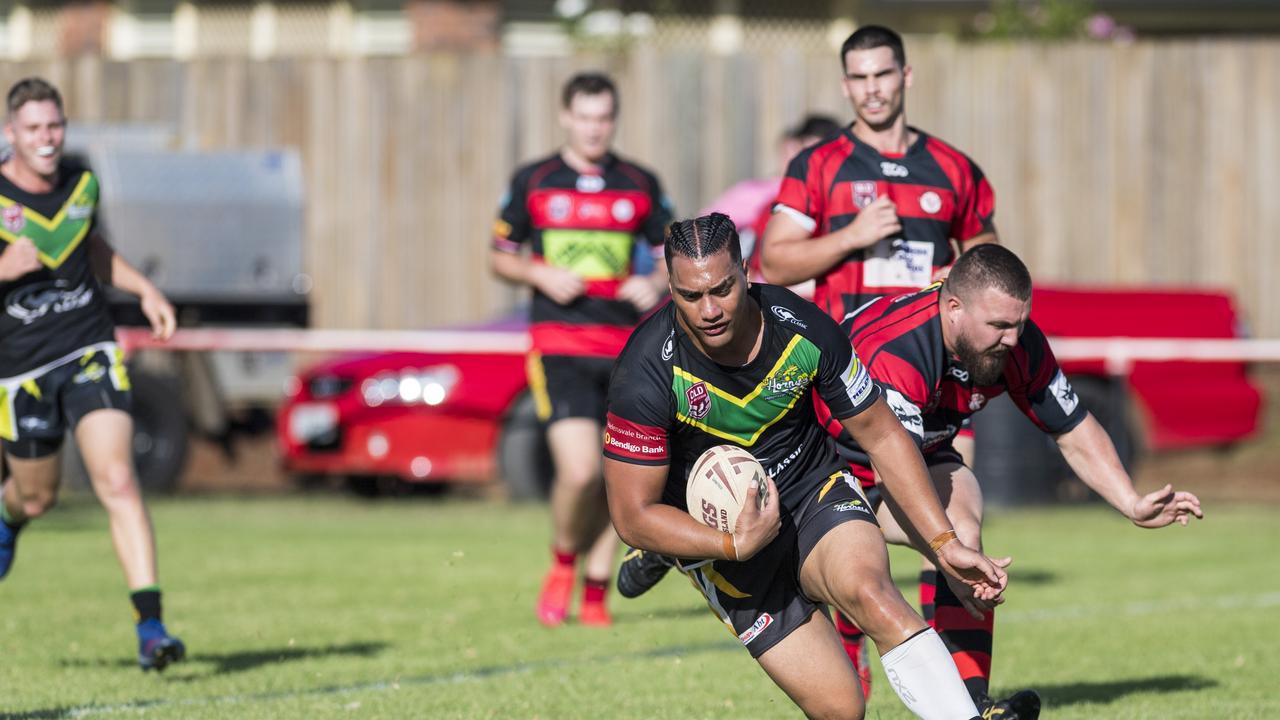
[5,37,1279,336]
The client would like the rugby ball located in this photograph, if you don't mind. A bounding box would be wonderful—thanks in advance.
[686,445,768,534]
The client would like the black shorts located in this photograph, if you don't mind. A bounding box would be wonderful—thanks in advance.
[526,353,614,424]
[0,343,132,459]
[679,470,878,659]
[852,445,964,512]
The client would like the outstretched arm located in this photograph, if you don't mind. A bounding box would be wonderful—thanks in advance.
[842,397,1009,599]
[88,232,175,340]
[1055,413,1203,528]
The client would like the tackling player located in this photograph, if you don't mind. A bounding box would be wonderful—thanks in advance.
[0,77,184,671]
[604,212,1009,720]
[833,244,1203,716]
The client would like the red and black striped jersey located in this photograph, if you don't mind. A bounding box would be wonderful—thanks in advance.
[832,284,1087,483]
[493,152,673,357]
[773,126,994,324]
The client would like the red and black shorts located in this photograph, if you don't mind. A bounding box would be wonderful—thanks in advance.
[526,352,615,424]
[0,343,132,459]
[679,470,878,659]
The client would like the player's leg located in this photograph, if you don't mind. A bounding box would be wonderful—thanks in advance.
[799,479,980,720]
[832,481,879,699]
[0,451,62,578]
[915,460,990,698]
[531,354,615,626]
[74,407,183,671]
[0,371,69,579]
[755,610,867,720]
[68,348,185,671]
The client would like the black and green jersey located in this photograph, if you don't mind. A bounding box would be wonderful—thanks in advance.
[0,160,115,377]
[604,283,880,512]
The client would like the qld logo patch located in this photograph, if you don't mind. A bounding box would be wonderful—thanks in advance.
[852,181,877,209]
[3,204,26,232]
[686,381,710,419]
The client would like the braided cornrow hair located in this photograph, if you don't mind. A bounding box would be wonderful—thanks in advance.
[663,212,743,269]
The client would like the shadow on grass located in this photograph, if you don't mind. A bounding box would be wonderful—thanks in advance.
[1033,674,1218,707]
[13,639,740,719]
[58,640,388,677]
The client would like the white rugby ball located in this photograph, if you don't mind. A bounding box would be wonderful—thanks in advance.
[686,445,768,534]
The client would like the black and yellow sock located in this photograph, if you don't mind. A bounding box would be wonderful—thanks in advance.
[131,585,163,624]
[0,501,24,529]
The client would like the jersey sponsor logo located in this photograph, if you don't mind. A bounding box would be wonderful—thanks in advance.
[5,280,94,326]
[968,392,986,411]
[880,161,909,178]
[661,330,675,361]
[919,191,943,214]
[763,363,814,399]
[604,413,668,460]
[1049,370,1079,415]
[686,381,711,419]
[576,174,605,193]
[541,229,632,279]
[844,359,875,407]
[67,199,94,220]
[770,305,807,329]
[17,415,49,432]
[738,612,774,646]
[3,204,26,232]
[611,198,635,223]
[831,499,871,515]
[852,181,877,209]
[761,442,804,479]
[863,239,934,288]
[73,362,107,385]
[885,389,924,438]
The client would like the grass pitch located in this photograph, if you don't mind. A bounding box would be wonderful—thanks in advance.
[0,495,1276,719]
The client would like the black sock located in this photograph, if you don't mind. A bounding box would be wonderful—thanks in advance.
[131,587,163,624]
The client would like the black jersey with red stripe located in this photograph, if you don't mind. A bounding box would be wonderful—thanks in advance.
[832,284,1087,483]
[493,152,673,357]
[773,127,994,324]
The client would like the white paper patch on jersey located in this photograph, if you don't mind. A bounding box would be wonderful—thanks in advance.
[863,239,934,288]
[885,388,924,438]
[1049,370,1079,415]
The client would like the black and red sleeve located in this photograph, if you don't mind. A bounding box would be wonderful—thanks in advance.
[639,171,675,257]
[772,147,824,235]
[951,156,995,244]
[492,166,533,254]
[1004,320,1089,434]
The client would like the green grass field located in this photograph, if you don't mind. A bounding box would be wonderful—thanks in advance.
[0,495,1276,719]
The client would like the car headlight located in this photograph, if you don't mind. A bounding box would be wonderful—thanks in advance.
[361,365,459,407]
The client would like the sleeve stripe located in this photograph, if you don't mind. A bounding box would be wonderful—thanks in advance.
[773,203,817,234]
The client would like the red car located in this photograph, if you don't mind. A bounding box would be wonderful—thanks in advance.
[276,286,1263,500]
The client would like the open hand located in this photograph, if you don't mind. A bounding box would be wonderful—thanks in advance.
[1131,484,1203,528]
